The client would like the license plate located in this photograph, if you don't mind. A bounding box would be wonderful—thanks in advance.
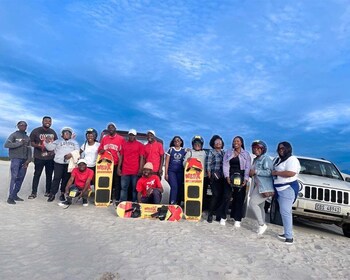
[315,203,341,214]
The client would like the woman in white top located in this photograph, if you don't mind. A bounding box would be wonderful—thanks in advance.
[272,141,300,245]
[80,128,99,188]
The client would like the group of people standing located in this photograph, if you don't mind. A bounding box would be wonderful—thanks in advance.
[4,117,301,244]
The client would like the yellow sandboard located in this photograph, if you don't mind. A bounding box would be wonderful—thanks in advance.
[116,201,183,221]
[95,151,114,207]
[184,158,204,221]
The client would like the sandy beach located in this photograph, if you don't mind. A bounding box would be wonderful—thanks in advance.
[0,160,349,280]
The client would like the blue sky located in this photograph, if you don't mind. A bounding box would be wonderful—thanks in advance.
[1,0,350,171]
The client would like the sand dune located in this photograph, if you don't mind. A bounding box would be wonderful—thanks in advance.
[0,161,348,280]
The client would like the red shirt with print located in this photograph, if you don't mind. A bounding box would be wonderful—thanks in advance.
[71,167,94,189]
[136,175,162,197]
[120,140,144,175]
[144,140,164,172]
[98,134,125,165]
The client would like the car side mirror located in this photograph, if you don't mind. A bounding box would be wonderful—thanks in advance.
[345,177,350,183]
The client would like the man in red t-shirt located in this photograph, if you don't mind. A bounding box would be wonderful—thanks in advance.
[98,122,125,202]
[137,162,163,204]
[59,159,94,207]
[117,129,144,202]
[144,130,164,178]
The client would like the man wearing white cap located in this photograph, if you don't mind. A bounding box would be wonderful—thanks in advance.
[117,129,144,202]
[59,159,94,207]
[98,122,125,202]
[144,130,164,178]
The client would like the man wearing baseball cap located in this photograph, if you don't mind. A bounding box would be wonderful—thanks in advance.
[59,159,94,207]
[4,121,32,204]
[117,129,144,202]
[144,130,164,178]
[98,122,125,202]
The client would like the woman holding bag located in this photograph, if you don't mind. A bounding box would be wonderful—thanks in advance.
[249,140,274,235]
[220,136,251,227]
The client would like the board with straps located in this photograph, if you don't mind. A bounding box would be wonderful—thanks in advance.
[116,201,183,222]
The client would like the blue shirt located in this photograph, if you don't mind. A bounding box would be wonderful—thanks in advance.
[166,147,186,172]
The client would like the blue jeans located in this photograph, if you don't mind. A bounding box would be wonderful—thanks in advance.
[168,170,184,204]
[120,175,139,202]
[8,158,27,199]
[277,186,295,239]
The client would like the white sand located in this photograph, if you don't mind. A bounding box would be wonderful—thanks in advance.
[0,160,349,280]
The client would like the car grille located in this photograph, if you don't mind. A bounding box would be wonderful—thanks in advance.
[304,186,350,205]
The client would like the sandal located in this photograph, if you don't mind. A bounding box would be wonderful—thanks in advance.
[28,194,37,199]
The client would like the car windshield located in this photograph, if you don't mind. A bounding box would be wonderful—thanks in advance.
[298,158,343,181]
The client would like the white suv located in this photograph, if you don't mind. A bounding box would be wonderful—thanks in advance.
[270,156,350,238]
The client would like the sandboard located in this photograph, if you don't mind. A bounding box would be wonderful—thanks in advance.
[95,151,114,206]
[184,158,204,221]
[116,201,183,222]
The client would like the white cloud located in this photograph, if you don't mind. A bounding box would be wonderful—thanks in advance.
[301,104,350,131]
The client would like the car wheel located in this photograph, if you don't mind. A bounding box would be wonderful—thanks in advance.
[270,196,283,226]
[342,223,350,238]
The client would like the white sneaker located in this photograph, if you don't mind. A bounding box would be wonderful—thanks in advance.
[234,221,241,228]
[220,218,227,226]
[257,224,267,235]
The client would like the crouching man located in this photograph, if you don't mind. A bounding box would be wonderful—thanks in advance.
[59,159,94,207]
[137,162,164,204]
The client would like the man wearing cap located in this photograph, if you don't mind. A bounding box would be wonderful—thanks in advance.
[117,129,144,202]
[98,122,125,202]
[144,130,164,179]
[59,159,94,207]
[28,116,58,199]
[4,121,32,204]
[44,127,80,202]
[136,162,164,204]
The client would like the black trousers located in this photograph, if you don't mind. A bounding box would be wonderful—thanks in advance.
[31,158,54,194]
[208,177,225,217]
[217,183,246,221]
[112,166,121,201]
[51,163,70,195]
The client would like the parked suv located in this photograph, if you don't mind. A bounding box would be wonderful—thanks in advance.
[270,156,350,238]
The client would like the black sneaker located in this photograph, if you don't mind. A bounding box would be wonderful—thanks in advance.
[14,196,24,201]
[278,234,286,240]
[207,214,213,223]
[47,195,55,202]
[59,193,66,202]
[82,198,88,207]
[58,200,71,208]
[28,193,37,199]
[44,192,50,197]
[7,198,16,204]
[285,238,294,245]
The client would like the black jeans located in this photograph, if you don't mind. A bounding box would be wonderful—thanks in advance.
[230,186,246,221]
[208,177,225,217]
[31,158,54,194]
[217,182,246,221]
[50,163,70,195]
[112,166,121,201]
